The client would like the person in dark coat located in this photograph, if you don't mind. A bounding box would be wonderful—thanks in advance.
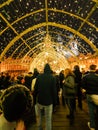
[32,68,39,79]
[52,72,60,112]
[24,69,39,91]
[34,63,57,130]
[59,70,65,106]
[73,65,82,110]
[24,72,33,90]
[2,73,11,89]
[81,64,98,130]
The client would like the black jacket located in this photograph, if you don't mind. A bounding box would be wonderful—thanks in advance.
[34,64,57,105]
[81,72,98,94]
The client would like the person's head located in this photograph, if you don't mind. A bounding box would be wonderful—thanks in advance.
[64,68,74,77]
[0,84,33,122]
[44,63,52,73]
[89,64,96,71]
[60,70,64,74]
[73,65,80,71]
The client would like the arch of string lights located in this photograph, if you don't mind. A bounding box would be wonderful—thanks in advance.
[0,0,98,63]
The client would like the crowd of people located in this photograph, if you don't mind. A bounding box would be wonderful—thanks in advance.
[0,63,98,130]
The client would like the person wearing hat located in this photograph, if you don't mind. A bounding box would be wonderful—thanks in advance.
[0,84,33,130]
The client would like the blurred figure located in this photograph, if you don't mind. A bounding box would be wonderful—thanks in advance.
[81,64,98,130]
[59,70,65,106]
[0,72,5,90]
[31,68,39,96]
[17,75,25,85]
[24,72,33,90]
[31,68,39,123]
[73,65,82,110]
[0,84,33,130]
[62,68,76,125]
[34,63,57,130]
[52,72,60,112]
[2,72,11,89]
[32,68,39,79]
[55,73,60,106]
[95,69,98,74]
[24,69,39,91]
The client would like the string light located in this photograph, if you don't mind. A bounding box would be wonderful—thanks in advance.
[0,0,98,63]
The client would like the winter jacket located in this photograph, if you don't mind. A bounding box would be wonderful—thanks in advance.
[62,75,76,98]
[81,72,98,94]
[34,64,57,105]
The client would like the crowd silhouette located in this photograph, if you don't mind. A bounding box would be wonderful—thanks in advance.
[0,63,98,130]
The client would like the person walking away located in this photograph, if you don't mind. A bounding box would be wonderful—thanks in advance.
[59,70,65,106]
[34,63,57,130]
[52,72,60,112]
[73,65,82,110]
[81,64,98,130]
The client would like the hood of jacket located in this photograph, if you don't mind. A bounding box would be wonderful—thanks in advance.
[44,63,52,74]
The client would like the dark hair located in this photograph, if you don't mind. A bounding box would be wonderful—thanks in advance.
[0,84,33,122]
[89,64,96,70]
[74,65,80,71]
